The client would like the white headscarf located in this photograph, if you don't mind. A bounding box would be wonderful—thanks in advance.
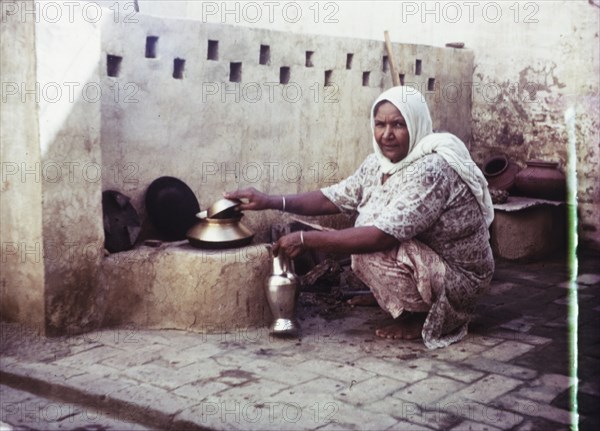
[371,86,494,227]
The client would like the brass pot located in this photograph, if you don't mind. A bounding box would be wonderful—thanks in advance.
[186,213,254,249]
[206,198,241,218]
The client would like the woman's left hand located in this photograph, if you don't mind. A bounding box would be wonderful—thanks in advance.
[273,231,305,258]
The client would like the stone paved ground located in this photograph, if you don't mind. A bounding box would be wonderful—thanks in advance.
[1,251,598,430]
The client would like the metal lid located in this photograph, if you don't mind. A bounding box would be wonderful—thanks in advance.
[206,198,242,219]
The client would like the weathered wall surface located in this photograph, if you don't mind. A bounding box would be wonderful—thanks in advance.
[36,16,105,334]
[0,0,45,331]
[99,13,474,240]
[464,3,600,251]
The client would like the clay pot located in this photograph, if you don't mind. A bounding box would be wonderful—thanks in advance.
[483,155,520,191]
[515,160,566,200]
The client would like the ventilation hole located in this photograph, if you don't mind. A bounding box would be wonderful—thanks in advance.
[106,54,122,77]
[305,51,314,68]
[230,62,242,82]
[415,59,422,75]
[428,78,436,91]
[280,67,290,84]
[399,74,405,85]
[259,44,270,65]
[324,70,333,87]
[207,40,219,60]
[145,36,158,58]
[346,53,353,70]
[383,56,389,72]
[362,71,370,87]
[173,58,185,79]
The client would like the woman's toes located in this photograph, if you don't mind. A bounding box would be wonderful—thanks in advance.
[347,294,378,306]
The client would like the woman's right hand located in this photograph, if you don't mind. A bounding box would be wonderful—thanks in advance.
[223,187,277,211]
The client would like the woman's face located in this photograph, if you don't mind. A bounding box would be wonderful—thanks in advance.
[374,102,410,163]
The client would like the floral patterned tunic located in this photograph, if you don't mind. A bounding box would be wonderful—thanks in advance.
[321,153,494,348]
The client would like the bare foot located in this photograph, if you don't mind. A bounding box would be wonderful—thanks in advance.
[347,294,378,306]
[375,313,427,340]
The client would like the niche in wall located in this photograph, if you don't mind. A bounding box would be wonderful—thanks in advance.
[280,67,290,84]
[107,54,122,77]
[305,51,314,67]
[428,78,436,91]
[259,44,270,65]
[362,71,370,87]
[230,62,242,82]
[145,36,159,58]
[173,58,185,79]
[208,40,219,60]
[324,70,333,86]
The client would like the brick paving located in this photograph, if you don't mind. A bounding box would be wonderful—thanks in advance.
[1,251,598,430]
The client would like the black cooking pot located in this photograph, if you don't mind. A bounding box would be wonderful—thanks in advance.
[102,190,141,253]
[145,176,200,240]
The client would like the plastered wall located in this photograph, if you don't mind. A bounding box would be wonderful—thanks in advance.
[0,0,45,330]
[1,1,105,334]
[36,16,106,335]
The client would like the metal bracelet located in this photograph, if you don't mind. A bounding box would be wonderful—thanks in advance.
[282,196,286,212]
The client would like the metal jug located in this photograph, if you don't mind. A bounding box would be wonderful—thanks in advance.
[265,247,300,337]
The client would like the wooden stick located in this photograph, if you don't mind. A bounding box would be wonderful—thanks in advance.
[384,31,400,87]
[289,216,336,232]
